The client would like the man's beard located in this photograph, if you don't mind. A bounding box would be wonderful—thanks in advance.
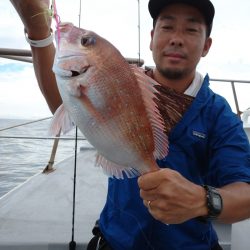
[157,66,188,80]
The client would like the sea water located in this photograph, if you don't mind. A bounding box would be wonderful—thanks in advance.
[0,118,84,198]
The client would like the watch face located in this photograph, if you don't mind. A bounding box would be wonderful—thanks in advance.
[212,195,222,210]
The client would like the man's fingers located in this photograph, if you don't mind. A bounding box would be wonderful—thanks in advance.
[138,169,164,190]
[140,188,157,201]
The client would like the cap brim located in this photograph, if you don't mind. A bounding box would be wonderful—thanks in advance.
[148,0,214,26]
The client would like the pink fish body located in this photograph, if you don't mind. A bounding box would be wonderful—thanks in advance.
[51,23,168,179]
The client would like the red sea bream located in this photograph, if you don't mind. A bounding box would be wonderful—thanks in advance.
[51,23,168,179]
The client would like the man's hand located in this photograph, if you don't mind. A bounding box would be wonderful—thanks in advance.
[138,169,207,224]
[10,0,51,39]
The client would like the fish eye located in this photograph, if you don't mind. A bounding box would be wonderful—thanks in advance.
[81,36,96,46]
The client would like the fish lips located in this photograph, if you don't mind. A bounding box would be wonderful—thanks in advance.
[53,66,88,78]
[53,57,89,78]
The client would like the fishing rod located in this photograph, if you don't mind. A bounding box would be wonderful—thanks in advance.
[69,1,82,249]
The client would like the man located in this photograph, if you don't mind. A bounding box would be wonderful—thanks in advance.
[10,0,250,249]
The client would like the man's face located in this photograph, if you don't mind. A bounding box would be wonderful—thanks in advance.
[150,3,212,80]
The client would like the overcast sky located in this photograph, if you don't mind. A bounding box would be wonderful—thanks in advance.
[0,0,250,119]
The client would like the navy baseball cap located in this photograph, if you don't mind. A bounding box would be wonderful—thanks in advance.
[148,0,215,36]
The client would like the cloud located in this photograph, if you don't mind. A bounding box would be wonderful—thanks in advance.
[0,2,28,49]
[0,62,51,119]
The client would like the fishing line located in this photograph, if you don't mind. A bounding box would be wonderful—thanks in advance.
[137,0,141,66]
[106,188,155,250]
[78,0,82,28]
[69,2,82,250]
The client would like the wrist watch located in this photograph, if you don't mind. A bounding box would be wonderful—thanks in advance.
[203,185,223,219]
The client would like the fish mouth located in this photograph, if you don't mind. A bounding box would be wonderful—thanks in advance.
[71,70,80,77]
[70,67,89,77]
[53,65,89,78]
[54,54,90,78]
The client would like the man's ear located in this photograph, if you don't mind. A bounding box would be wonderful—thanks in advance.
[149,29,154,51]
[202,37,212,57]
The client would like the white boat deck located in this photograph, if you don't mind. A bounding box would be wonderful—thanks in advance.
[0,143,249,250]
[0,145,107,250]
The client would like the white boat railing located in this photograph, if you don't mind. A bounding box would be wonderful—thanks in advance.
[210,78,250,117]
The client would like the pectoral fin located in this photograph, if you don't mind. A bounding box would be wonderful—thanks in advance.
[79,86,105,123]
[49,104,75,135]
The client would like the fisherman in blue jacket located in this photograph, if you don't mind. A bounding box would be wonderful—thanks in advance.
[11,0,250,249]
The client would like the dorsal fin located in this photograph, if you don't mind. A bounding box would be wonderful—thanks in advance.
[130,65,169,159]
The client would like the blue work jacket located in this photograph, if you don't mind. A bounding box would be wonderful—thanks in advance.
[99,75,250,250]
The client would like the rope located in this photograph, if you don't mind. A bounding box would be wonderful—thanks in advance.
[0,135,85,140]
[0,117,52,132]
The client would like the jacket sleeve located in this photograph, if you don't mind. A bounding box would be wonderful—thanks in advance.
[205,96,250,187]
